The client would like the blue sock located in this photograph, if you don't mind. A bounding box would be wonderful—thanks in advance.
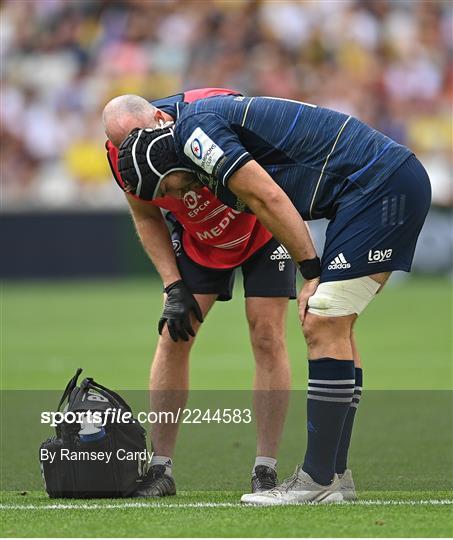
[302,358,355,485]
[335,367,363,474]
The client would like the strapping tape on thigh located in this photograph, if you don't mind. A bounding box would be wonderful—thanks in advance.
[307,277,381,316]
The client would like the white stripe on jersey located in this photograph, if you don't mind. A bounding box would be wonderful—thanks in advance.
[193,205,228,223]
[222,152,250,186]
[241,97,255,127]
[309,115,352,219]
[214,232,251,248]
[214,232,252,249]
[261,96,317,108]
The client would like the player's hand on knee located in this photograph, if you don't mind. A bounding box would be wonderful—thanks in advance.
[158,280,203,342]
[297,278,320,326]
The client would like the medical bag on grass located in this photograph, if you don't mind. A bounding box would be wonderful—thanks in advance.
[39,368,147,498]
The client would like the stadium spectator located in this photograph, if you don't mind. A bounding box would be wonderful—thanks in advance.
[1,0,451,208]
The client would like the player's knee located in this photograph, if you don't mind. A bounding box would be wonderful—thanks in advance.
[249,320,286,360]
[302,314,340,349]
[252,334,285,361]
[157,330,196,357]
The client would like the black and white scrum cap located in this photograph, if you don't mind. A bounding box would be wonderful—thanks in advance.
[118,125,192,200]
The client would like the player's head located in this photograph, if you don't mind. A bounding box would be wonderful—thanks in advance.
[102,94,173,148]
[117,126,197,200]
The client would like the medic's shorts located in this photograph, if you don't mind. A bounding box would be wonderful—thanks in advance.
[172,232,296,301]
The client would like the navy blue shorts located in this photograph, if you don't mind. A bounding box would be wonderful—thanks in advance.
[172,232,297,301]
[321,154,432,283]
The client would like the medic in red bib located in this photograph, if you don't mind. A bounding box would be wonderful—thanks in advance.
[106,88,272,269]
[101,90,296,499]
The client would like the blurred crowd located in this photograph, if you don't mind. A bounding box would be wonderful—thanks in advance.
[2,0,452,210]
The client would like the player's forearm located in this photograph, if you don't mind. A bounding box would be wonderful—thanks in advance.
[228,161,317,264]
[246,192,316,262]
[127,196,181,287]
[133,217,181,287]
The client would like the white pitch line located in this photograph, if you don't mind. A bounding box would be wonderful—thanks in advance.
[0,500,452,510]
[0,502,239,510]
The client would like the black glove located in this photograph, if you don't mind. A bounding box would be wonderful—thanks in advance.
[158,280,203,342]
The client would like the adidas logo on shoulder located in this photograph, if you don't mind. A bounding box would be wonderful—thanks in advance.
[270,245,291,260]
[328,252,351,270]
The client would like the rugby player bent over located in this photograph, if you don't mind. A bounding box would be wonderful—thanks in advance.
[117,94,431,504]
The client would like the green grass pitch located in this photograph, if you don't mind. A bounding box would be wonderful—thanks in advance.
[1,276,452,537]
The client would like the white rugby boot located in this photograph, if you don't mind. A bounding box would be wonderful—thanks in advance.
[338,469,357,500]
[241,464,343,505]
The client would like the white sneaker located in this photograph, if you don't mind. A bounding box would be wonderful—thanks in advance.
[338,469,356,501]
[241,464,343,505]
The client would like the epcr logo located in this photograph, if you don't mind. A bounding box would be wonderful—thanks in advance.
[191,138,203,159]
[183,190,199,209]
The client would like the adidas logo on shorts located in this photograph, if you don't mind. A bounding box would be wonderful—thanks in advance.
[328,252,351,270]
[270,245,291,260]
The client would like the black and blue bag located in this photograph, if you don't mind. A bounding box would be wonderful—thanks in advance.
[40,369,147,498]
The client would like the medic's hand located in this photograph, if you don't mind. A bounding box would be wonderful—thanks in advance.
[297,278,320,326]
[158,280,203,342]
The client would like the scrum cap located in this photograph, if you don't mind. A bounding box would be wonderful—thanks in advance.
[118,126,192,200]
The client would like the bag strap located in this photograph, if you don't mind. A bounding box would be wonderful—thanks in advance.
[89,379,131,410]
[81,378,132,412]
[57,368,83,411]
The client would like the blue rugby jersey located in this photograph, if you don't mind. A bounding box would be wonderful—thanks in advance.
[173,96,412,220]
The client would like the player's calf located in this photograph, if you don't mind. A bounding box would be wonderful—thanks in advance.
[302,357,355,485]
[336,367,362,477]
[246,297,290,487]
[300,276,384,492]
[298,280,370,487]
